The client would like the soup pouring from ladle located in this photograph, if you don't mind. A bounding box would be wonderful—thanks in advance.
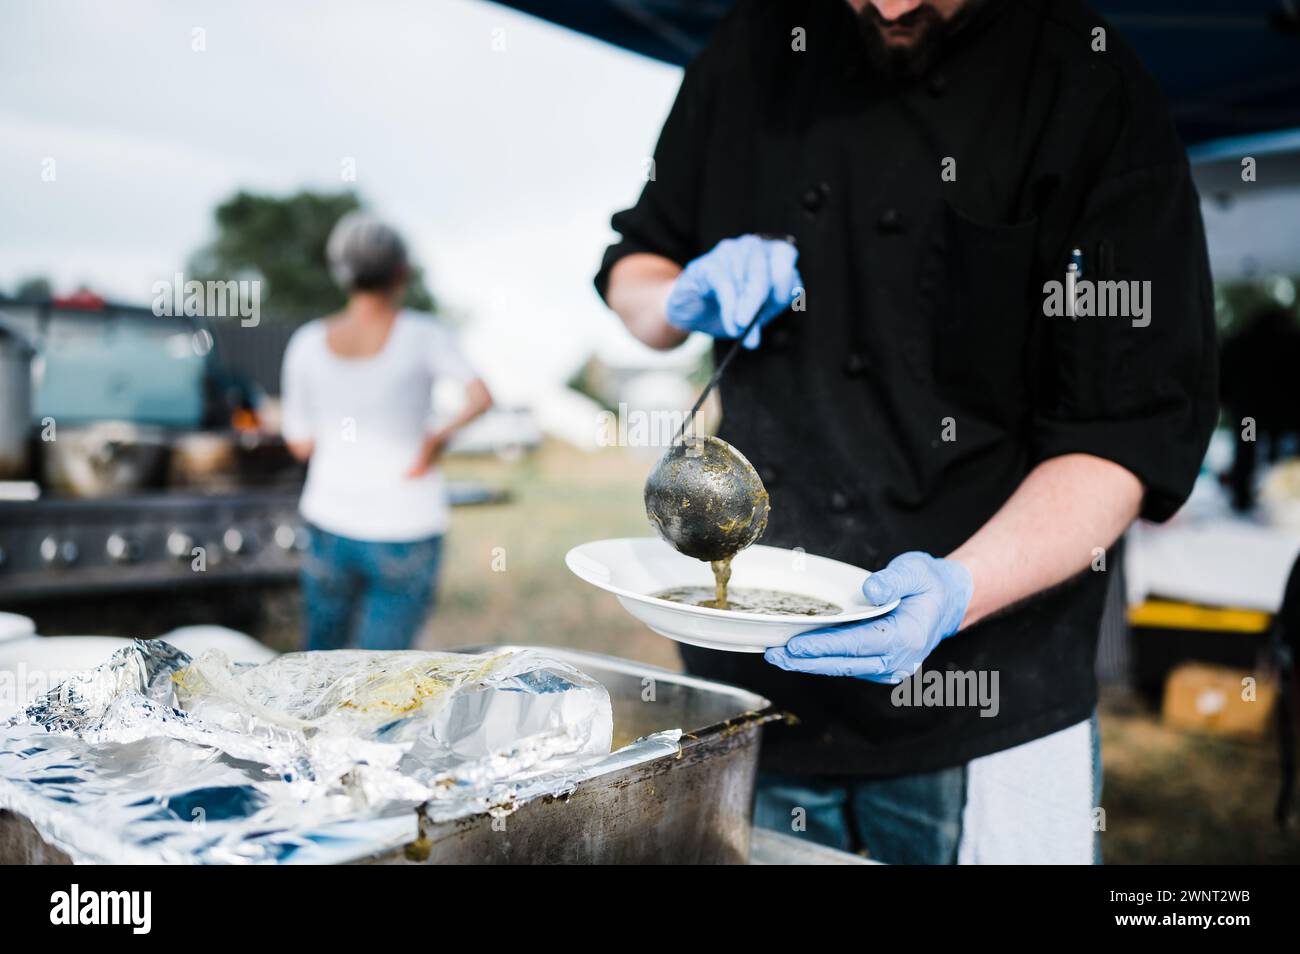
[643,311,771,607]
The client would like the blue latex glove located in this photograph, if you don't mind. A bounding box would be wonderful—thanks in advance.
[764,552,974,684]
[666,235,802,349]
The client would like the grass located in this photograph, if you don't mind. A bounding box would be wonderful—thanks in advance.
[428,440,679,670]
[1098,688,1300,863]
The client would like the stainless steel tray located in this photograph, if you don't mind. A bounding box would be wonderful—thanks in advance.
[363,644,778,865]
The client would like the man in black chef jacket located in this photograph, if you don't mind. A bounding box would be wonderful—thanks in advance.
[597,0,1216,863]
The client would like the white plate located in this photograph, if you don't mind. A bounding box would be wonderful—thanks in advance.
[565,537,899,653]
[0,612,35,644]
[0,635,134,720]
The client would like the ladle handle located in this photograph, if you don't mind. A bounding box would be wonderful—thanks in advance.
[673,309,764,446]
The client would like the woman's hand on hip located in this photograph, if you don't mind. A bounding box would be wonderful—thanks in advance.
[405,431,450,478]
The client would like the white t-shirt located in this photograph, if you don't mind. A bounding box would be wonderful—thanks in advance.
[279,311,476,542]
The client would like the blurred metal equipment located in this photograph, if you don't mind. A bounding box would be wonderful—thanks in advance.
[40,421,171,498]
[0,481,507,604]
[0,491,304,600]
[0,314,36,480]
[29,300,210,430]
[0,294,306,608]
[167,430,239,489]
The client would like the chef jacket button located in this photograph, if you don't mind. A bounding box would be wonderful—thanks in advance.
[877,208,904,234]
[800,182,830,214]
[828,490,851,513]
[758,466,779,487]
[842,351,869,376]
[926,72,947,96]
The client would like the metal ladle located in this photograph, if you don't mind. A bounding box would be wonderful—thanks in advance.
[644,312,770,563]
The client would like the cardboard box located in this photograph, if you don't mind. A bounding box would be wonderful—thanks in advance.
[1129,599,1274,705]
[1161,661,1278,738]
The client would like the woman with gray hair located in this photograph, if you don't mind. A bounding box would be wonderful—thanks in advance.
[280,212,493,650]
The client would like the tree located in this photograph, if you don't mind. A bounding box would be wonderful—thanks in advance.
[12,276,53,301]
[188,190,436,321]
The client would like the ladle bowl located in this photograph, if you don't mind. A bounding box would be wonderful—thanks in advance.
[644,435,770,563]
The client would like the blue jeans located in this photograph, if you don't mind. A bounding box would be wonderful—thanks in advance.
[301,525,443,652]
[754,713,1103,864]
[755,765,967,864]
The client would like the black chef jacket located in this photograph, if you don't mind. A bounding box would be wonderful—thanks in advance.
[596,0,1217,777]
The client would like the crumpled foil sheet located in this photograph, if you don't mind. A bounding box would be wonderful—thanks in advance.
[0,640,682,864]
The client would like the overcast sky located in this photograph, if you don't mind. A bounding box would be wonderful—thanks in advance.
[0,0,702,403]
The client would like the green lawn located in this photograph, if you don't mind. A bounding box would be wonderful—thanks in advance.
[429,441,680,670]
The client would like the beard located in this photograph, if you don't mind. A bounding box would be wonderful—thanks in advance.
[855,3,963,78]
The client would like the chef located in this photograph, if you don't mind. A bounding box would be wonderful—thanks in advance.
[597,0,1216,863]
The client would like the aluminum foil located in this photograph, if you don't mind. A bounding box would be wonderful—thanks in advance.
[0,640,681,864]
